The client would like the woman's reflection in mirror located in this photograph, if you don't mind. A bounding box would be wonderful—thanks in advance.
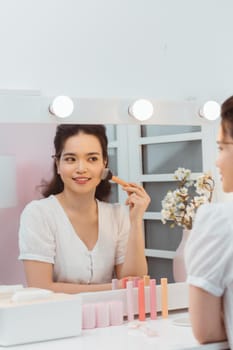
[19,124,150,293]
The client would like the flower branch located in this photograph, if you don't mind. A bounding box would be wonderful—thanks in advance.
[161,168,215,230]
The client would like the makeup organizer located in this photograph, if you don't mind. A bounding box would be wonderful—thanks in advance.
[81,280,189,330]
[0,281,188,346]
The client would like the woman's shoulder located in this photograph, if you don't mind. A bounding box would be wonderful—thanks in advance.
[196,201,233,220]
[21,195,57,215]
[193,201,233,239]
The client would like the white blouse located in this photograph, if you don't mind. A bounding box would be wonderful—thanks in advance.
[19,195,130,284]
[185,202,233,349]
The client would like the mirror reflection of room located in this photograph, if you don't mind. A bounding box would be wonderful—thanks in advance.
[0,122,207,287]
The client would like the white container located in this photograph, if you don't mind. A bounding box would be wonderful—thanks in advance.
[0,288,82,346]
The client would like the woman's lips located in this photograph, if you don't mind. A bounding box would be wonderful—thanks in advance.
[72,177,90,184]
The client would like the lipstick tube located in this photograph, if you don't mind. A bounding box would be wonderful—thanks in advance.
[149,279,157,320]
[161,278,168,318]
[121,277,128,289]
[111,278,118,290]
[138,280,145,321]
[126,280,134,322]
[143,275,150,286]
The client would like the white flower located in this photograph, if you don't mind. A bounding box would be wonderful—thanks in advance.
[161,167,214,230]
[174,167,191,180]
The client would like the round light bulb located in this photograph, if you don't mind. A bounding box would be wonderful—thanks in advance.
[199,100,220,121]
[49,96,74,118]
[128,99,154,121]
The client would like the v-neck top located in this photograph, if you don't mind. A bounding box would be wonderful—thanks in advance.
[18,195,130,284]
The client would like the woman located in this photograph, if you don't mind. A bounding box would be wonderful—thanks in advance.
[19,124,150,293]
[185,96,233,347]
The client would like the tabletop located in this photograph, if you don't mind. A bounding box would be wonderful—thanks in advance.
[0,311,229,350]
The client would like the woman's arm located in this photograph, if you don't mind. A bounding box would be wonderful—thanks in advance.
[189,285,227,344]
[23,260,112,294]
[116,184,150,278]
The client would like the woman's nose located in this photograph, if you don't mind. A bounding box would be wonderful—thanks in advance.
[75,160,87,173]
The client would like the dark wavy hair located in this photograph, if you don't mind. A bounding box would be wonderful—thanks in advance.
[221,96,233,139]
[41,124,111,201]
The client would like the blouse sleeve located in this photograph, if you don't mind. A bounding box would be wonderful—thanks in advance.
[18,201,56,264]
[114,204,130,266]
[185,203,233,297]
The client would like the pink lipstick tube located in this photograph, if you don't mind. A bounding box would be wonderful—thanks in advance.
[82,303,96,329]
[109,301,124,326]
[149,279,157,320]
[126,280,134,322]
[96,302,110,328]
[133,276,140,287]
[111,278,118,290]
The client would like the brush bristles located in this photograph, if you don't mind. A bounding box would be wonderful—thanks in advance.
[101,168,113,181]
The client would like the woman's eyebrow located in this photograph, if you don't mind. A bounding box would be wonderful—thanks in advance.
[62,152,76,156]
[62,152,101,156]
[86,152,101,156]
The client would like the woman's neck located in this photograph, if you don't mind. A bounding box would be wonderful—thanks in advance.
[56,190,97,213]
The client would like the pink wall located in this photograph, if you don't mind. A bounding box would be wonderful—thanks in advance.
[0,124,56,285]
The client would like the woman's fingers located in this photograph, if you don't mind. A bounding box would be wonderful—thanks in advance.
[122,183,148,197]
[124,184,150,211]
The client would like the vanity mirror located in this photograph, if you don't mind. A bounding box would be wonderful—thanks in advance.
[0,114,219,286]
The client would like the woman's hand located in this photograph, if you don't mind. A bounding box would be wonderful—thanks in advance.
[123,183,150,222]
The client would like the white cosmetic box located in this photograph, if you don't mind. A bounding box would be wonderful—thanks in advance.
[0,286,82,346]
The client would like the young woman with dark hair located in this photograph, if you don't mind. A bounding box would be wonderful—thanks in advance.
[185,96,233,348]
[19,124,150,293]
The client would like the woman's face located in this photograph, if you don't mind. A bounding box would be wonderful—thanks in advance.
[216,125,233,192]
[56,132,106,195]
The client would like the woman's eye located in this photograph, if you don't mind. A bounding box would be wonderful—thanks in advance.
[64,157,76,163]
[88,156,98,162]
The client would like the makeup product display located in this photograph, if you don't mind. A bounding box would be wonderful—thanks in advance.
[0,287,82,346]
[101,168,129,186]
[81,281,189,332]
[82,300,124,329]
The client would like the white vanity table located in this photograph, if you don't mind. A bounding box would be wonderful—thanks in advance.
[0,311,228,350]
[0,283,229,350]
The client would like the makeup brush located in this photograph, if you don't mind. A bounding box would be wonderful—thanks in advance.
[101,168,129,187]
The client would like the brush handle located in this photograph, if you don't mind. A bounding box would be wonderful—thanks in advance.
[111,175,129,187]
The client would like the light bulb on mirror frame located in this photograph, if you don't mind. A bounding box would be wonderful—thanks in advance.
[49,96,74,118]
[128,99,154,121]
[199,100,220,121]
